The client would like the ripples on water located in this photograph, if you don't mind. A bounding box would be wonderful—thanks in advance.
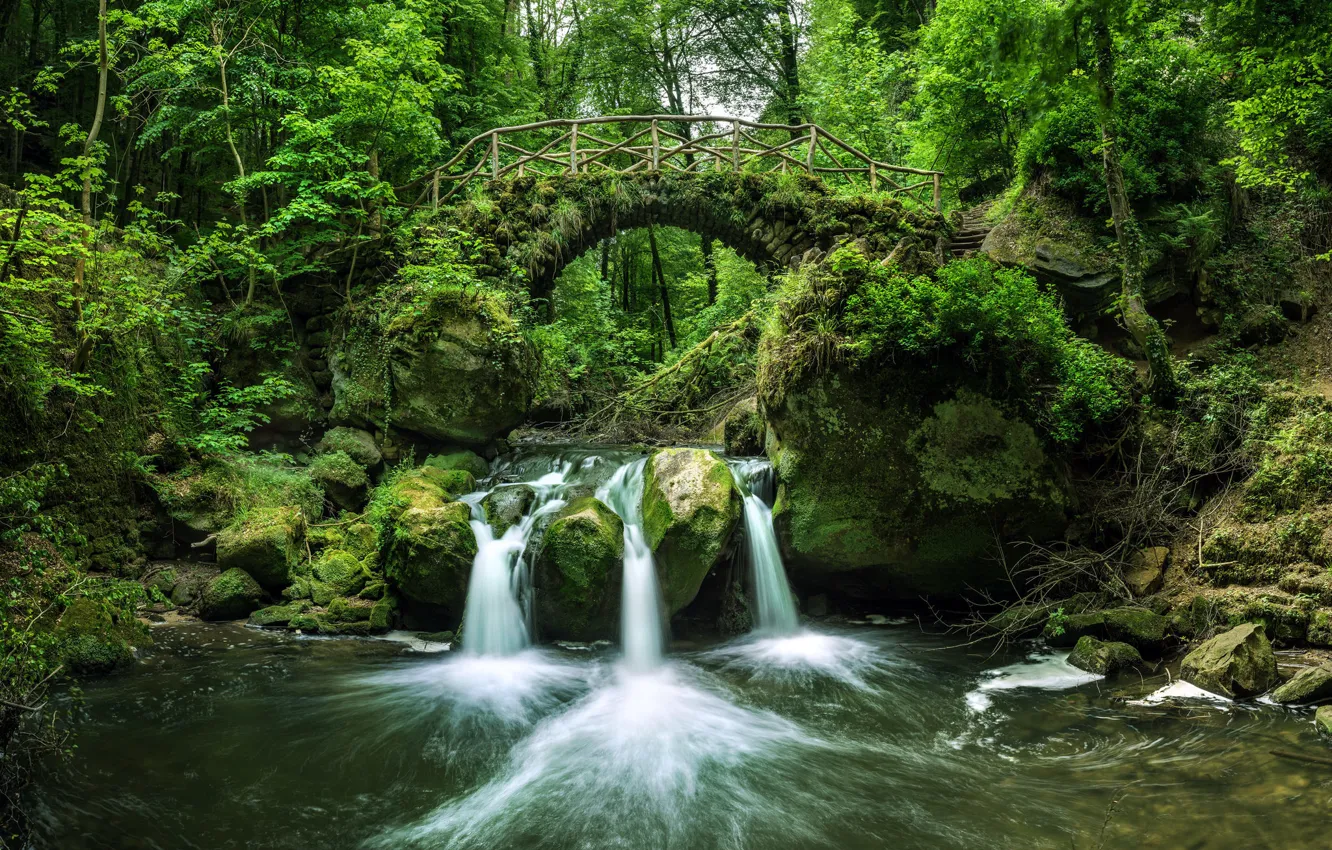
[28,622,1332,850]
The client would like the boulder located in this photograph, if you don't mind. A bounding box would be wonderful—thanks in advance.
[1101,608,1168,652]
[307,451,369,512]
[1067,636,1142,675]
[481,484,536,534]
[535,497,624,639]
[248,601,312,629]
[424,450,491,480]
[382,468,478,612]
[1180,623,1278,698]
[1124,547,1168,596]
[1316,705,1332,737]
[316,426,382,468]
[56,598,143,676]
[216,506,306,590]
[312,550,370,598]
[415,465,477,499]
[723,397,764,456]
[1270,665,1332,705]
[764,376,1067,599]
[1043,611,1108,647]
[198,569,266,621]
[642,448,741,614]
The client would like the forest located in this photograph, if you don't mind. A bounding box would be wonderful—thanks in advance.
[2,0,1332,848]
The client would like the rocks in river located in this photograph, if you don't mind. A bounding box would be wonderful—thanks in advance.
[198,568,266,621]
[1067,636,1142,675]
[56,598,146,676]
[216,506,307,591]
[1124,547,1168,596]
[642,448,741,614]
[311,550,371,599]
[1270,665,1332,704]
[1316,705,1332,737]
[1043,607,1167,653]
[535,497,624,639]
[248,600,312,629]
[381,468,477,612]
[481,484,536,534]
[424,449,490,480]
[1180,622,1278,698]
[315,426,382,469]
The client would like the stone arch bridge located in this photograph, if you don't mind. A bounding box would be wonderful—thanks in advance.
[397,115,951,298]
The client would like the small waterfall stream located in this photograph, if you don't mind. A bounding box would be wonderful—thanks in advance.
[597,458,665,671]
[730,459,799,635]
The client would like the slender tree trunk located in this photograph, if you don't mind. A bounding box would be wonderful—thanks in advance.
[72,0,109,373]
[777,2,802,128]
[647,222,676,348]
[598,238,609,283]
[701,237,717,305]
[216,43,257,304]
[1093,15,1177,400]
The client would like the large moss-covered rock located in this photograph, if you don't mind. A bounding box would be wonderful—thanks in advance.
[382,468,478,612]
[535,497,624,639]
[723,397,764,456]
[56,598,144,676]
[330,297,536,446]
[1067,636,1142,675]
[312,549,370,597]
[1270,665,1332,704]
[1316,705,1332,737]
[316,426,382,468]
[764,373,1066,598]
[1180,623,1278,698]
[248,600,313,629]
[308,451,369,511]
[198,568,265,621]
[1101,607,1168,652]
[642,448,740,614]
[216,506,306,590]
[481,484,536,534]
[424,450,490,480]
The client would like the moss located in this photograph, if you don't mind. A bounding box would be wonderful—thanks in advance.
[55,598,145,676]
[312,549,370,597]
[1310,610,1332,646]
[413,466,477,499]
[723,397,764,456]
[1067,636,1142,675]
[288,613,322,632]
[1043,611,1107,647]
[248,601,312,629]
[423,450,490,480]
[316,427,382,467]
[369,594,399,632]
[216,505,307,590]
[198,568,265,620]
[535,497,623,639]
[308,451,369,510]
[642,448,740,614]
[156,454,323,535]
[327,596,374,623]
[481,484,536,534]
[1101,607,1168,651]
[1180,622,1278,697]
[381,468,477,611]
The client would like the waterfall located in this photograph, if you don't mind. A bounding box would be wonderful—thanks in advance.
[597,459,665,671]
[730,459,799,635]
[460,464,570,657]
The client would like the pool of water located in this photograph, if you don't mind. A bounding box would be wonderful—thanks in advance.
[27,620,1332,850]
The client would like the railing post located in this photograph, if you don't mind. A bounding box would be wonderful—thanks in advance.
[732,122,740,171]
[431,168,440,210]
[933,172,942,212]
[870,163,877,193]
[651,120,660,171]
[570,124,579,175]
[806,126,816,174]
[490,132,499,180]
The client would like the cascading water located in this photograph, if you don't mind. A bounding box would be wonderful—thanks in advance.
[730,459,799,635]
[596,459,664,671]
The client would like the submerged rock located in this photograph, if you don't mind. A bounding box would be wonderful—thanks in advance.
[216,506,306,591]
[1067,636,1142,675]
[535,497,624,639]
[481,484,536,534]
[382,468,477,612]
[1270,665,1332,705]
[642,448,740,614]
[1180,623,1278,698]
[198,568,266,621]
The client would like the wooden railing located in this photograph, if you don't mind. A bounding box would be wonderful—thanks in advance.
[415,115,943,211]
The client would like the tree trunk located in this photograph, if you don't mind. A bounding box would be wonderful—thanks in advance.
[1093,15,1177,401]
[648,223,677,348]
[777,2,802,128]
[72,0,109,373]
[701,237,717,305]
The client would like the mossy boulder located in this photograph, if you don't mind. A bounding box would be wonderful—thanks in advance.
[1316,705,1332,737]
[481,484,537,534]
[1067,636,1142,675]
[312,550,370,597]
[308,451,370,512]
[424,450,490,480]
[1101,607,1168,652]
[198,568,266,621]
[535,497,623,639]
[723,397,764,456]
[56,598,143,676]
[248,600,313,629]
[413,465,478,499]
[642,448,740,614]
[216,506,306,591]
[1180,622,1278,698]
[763,373,1067,598]
[1043,611,1108,647]
[1270,664,1332,704]
[382,468,478,612]
[369,594,399,631]
[316,426,382,468]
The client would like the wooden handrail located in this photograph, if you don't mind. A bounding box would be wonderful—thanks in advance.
[418,115,944,211]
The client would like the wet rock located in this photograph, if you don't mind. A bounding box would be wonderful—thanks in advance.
[248,600,312,629]
[315,426,382,468]
[1180,623,1278,698]
[642,448,741,614]
[382,468,477,612]
[806,593,830,618]
[1270,665,1332,705]
[1044,611,1108,647]
[56,598,143,676]
[216,506,307,591]
[424,450,491,480]
[308,450,370,512]
[1316,705,1332,737]
[481,484,536,534]
[198,568,266,621]
[1102,608,1168,653]
[312,550,370,598]
[1124,547,1168,596]
[723,397,764,456]
[1067,636,1142,675]
[535,497,623,640]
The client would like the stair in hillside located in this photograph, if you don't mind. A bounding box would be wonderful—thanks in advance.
[950,203,994,258]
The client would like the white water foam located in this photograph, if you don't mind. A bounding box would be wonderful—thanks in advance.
[597,459,666,671]
[966,650,1103,713]
[702,630,894,690]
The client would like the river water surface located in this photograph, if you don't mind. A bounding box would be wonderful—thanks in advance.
[28,618,1332,850]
